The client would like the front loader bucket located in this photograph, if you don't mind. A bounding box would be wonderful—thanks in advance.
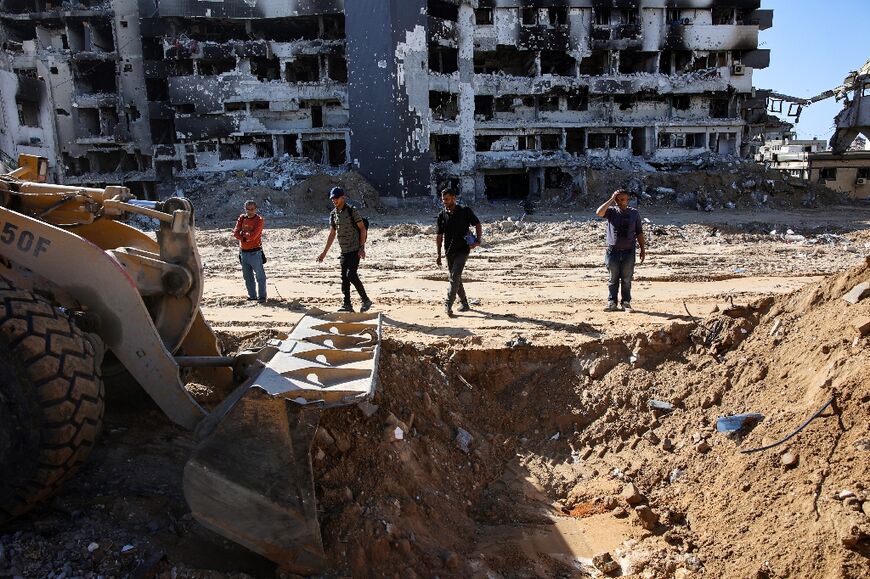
[183,310,381,573]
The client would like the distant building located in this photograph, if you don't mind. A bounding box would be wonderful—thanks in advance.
[757,134,870,200]
[756,133,828,180]
[808,152,870,200]
[0,0,773,200]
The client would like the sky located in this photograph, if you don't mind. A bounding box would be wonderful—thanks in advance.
[752,0,870,142]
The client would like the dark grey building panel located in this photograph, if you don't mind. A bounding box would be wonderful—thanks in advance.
[346,0,429,198]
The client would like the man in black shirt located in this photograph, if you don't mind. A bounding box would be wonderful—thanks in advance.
[436,188,482,316]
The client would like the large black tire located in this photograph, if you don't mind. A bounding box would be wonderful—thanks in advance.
[0,281,104,524]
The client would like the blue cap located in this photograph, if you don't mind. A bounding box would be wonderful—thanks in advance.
[329,187,345,199]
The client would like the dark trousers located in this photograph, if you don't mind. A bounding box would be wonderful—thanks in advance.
[605,247,636,304]
[340,250,368,303]
[446,251,469,306]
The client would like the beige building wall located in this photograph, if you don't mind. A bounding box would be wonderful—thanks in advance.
[808,153,870,199]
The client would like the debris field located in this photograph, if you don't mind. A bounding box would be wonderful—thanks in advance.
[1,186,869,579]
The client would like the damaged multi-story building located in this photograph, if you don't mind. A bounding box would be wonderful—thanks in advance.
[0,1,772,201]
[0,0,351,198]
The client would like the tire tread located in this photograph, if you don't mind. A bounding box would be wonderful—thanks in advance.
[0,280,104,525]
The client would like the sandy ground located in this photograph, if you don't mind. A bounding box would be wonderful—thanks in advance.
[2,203,869,579]
[197,204,870,347]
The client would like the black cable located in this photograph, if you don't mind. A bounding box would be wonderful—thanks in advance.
[741,396,836,454]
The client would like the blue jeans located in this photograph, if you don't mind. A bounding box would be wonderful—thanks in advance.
[605,247,635,304]
[240,250,267,300]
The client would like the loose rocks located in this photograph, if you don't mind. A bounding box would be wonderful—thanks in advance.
[592,552,620,574]
[622,483,644,506]
[635,505,660,530]
[781,452,799,469]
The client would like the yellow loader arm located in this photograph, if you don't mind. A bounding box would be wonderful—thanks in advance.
[0,157,382,573]
[0,188,210,427]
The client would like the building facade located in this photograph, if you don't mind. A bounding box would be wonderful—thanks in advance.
[756,134,828,180]
[0,0,771,200]
[808,151,870,200]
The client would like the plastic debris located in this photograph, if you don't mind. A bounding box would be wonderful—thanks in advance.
[505,336,531,348]
[770,319,782,336]
[648,399,674,413]
[716,413,764,434]
[455,428,473,453]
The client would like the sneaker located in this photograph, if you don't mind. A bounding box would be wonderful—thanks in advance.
[360,299,373,312]
[337,303,354,312]
[457,302,471,312]
[622,302,633,313]
[258,297,267,303]
[604,301,618,312]
[445,302,454,316]
[246,296,258,301]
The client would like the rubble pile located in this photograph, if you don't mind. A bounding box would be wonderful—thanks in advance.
[582,156,846,211]
[166,157,382,223]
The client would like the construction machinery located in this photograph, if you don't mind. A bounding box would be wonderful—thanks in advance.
[0,155,381,573]
[765,57,870,153]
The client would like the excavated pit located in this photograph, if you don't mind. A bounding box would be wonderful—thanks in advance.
[307,259,870,578]
[0,262,868,578]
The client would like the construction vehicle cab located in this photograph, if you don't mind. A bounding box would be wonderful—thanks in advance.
[0,155,381,573]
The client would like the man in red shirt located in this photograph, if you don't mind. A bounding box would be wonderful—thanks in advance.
[232,199,267,302]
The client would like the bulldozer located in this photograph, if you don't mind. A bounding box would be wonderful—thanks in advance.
[0,154,382,573]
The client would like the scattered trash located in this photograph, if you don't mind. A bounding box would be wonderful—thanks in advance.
[669,468,685,483]
[87,542,99,553]
[770,318,782,336]
[734,267,746,274]
[740,396,836,454]
[648,399,674,413]
[455,428,473,453]
[550,432,560,441]
[121,544,137,556]
[716,413,764,434]
[505,336,531,348]
[393,427,404,441]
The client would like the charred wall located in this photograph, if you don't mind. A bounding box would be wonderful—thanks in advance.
[410,0,772,200]
[0,0,771,201]
[346,0,429,199]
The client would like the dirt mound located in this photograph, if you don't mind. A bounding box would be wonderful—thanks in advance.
[173,164,382,224]
[286,170,383,214]
[311,258,870,577]
[2,256,867,577]
[582,161,847,211]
